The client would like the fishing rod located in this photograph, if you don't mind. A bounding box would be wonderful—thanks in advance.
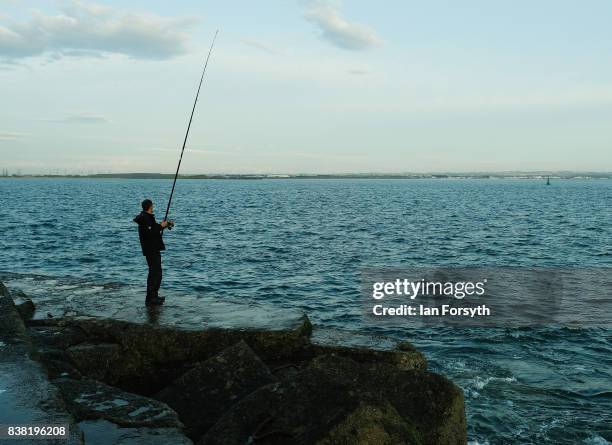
[163,30,219,229]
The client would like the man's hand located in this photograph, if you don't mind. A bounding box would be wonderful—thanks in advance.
[160,220,175,229]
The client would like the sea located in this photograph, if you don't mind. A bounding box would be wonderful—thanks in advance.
[1,178,610,444]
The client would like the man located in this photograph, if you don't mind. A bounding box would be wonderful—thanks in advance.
[133,199,174,306]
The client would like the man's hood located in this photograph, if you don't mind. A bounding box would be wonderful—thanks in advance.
[133,211,152,225]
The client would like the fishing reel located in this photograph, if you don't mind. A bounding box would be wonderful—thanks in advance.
[164,220,175,230]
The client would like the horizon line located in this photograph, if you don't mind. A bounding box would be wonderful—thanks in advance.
[1,170,611,178]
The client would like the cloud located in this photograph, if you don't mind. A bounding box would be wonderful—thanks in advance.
[0,132,25,140]
[304,3,382,51]
[240,38,281,55]
[0,1,200,61]
[42,113,109,124]
[141,146,242,157]
[347,68,370,75]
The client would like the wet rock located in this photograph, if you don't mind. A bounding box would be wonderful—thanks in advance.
[37,315,313,394]
[2,283,465,444]
[26,326,89,380]
[309,354,466,445]
[78,419,193,445]
[54,378,183,429]
[34,345,82,379]
[199,354,465,445]
[198,367,363,444]
[0,350,85,445]
[68,313,313,362]
[295,313,313,337]
[380,369,466,445]
[14,309,464,444]
[270,362,301,380]
[0,280,10,297]
[12,289,36,321]
[155,340,277,439]
[43,357,84,380]
[0,292,83,444]
[397,340,418,352]
[40,315,424,378]
[310,343,426,371]
[66,343,122,382]
[317,401,422,445]
[0,292,27,342]
[28,325,90,350]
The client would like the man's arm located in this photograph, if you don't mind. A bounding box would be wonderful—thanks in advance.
[152,219,172,231]
[141,216,166,233]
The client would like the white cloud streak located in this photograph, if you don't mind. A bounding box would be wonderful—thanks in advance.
[0,0,200,61]
[42,113,109,124]
[240,38,282,55]
[304,3,382,51]
[0,132,25,140]
[347,68,370,75]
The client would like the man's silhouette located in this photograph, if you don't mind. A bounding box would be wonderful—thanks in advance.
[133,199,173,305]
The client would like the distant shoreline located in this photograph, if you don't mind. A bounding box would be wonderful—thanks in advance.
[0,172,610,180]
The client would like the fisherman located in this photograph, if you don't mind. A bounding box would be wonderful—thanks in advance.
[133,199,174,306]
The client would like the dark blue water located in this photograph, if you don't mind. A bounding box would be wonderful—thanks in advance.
[1,178,611,444]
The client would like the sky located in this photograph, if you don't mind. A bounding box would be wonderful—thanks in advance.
[1,0,611,174]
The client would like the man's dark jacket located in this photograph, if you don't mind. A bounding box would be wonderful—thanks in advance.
[133,211,166,256]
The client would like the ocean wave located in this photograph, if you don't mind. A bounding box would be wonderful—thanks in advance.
[470,376,517,391]
[583,436,611,445]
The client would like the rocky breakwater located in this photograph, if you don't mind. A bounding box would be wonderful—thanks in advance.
[1,280,467,445]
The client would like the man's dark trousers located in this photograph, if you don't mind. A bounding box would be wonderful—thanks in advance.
[145,251,162,300]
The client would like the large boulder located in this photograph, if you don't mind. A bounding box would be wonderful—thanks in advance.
[66,343,123,381]
[28,326,91,380]
[33,315,313,394]
[156,340,277,439]
[199,354,465,445]
[310,355,466,445]
[310,343,426,371]
[317,401,421,445]
[198,355,387,445]
[28,325,91,350]
[0,289,27,342]
[69,314,313,365]
[12,289,36,321]
[0,280,10,297]
[29,315,427,398]
[41,355,84,380]
[54,378,183,429]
